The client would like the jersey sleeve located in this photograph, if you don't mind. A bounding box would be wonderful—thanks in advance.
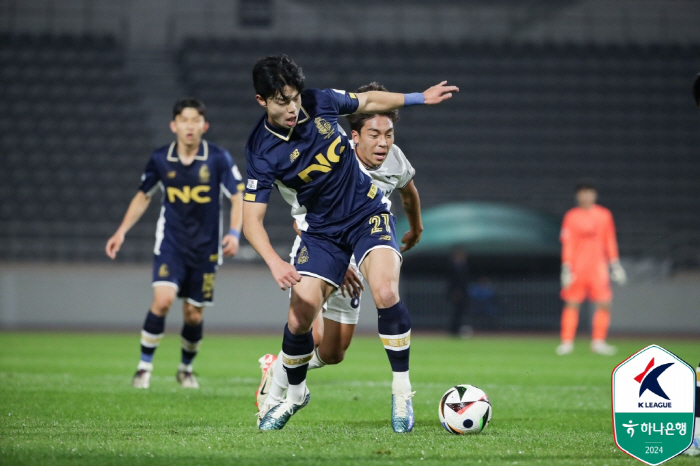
[393,145,416,189]
[138,155,161,197]
[560,212,574,266]
[219,151,245,198]
[243,148,276,204]
[604,210,620,262]
[326,88,360,116]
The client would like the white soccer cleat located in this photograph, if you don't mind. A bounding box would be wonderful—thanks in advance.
[258,388,311,431]
[255,354,277,411]
[684,436,700,456]
[555,342,574,355]
[391,391,416,433]
[176,363,199,389]
[591,340,617,356]
[132,369,151,389]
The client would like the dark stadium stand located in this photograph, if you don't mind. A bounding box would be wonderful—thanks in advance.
[0,34,156,262]
[2,35,699,271]
[178,39,700,269]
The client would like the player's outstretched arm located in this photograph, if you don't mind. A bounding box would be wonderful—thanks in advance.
[222,192,243,257]
[243,201,302,290]
[105,191,151,259]
[398,180,423,253]
[356,81,459,114]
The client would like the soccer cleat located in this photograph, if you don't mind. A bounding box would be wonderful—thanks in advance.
[684,437,700,456]
[258,388,310,431]
[591,340,617,356]
[391,391,416,433]
[255,354,277,411]
[555,342,574,355]
[132,369,151,389]
[176,369,200,389]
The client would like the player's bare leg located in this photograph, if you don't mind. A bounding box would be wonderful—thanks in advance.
[316,318,356,365]
[177,302,203,388]
[258,276,332,430]
[556,300,580,355]
[590,300,616,355]
[133,285,176,388]
[361,247,415,433]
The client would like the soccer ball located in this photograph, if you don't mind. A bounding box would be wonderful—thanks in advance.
[438,384,492,434]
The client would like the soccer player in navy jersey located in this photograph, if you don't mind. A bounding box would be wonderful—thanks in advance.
[106,98,244,389]
[243,55,457,431]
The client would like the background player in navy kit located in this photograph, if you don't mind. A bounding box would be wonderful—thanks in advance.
[106,98,244,389]
[243,55,456,431]
[256,82,424,414]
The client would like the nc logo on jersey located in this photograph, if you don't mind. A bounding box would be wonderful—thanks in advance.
[167,186,211,204]
[298,135,345,183]
[314,117,335,139]
[612,345,695,465]
[199,165,210,183]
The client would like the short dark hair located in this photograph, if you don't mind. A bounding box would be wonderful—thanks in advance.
[575,180,596,193]
[252,54,305,101]
[173,98,206,120]
[345,82,400,133]
[694,73,700,107]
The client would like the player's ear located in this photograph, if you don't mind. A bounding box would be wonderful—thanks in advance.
[169,120,177,134]
[203,121,210,134]
[351,130,360,144]
[255,95,267,108]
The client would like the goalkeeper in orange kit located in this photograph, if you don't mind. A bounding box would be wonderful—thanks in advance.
[556,181,627,356]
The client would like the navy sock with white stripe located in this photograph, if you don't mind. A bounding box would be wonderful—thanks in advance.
[140,310,165,366]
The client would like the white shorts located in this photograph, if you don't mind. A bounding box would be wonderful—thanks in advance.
[291,235,363,325]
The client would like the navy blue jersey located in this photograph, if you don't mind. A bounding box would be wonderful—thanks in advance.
[244,88,388,235]
[140,140,243,266]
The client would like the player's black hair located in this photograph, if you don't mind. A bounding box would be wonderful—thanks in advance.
[693,73,700,107]
[574,180,596,193]
[172,98,206,120]
[345,82,400,133]
[252,54,305,101]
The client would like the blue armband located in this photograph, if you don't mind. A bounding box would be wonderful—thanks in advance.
[403,93,425,106]
[228,229,240,239]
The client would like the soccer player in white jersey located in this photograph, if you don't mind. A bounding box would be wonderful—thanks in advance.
[256,83,424,417]
[106,98,244,389]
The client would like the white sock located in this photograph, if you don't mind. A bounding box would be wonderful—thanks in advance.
[287,381,307,404]
[392,370,411,394]
[137,361,153,372]
[268,350,288,401]
[308,348,327,370]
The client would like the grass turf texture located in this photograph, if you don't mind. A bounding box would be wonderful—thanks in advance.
[1,333,698,466]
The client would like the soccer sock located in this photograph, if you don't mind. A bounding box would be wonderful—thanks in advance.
[281,324,314,403]
[307,347,327,371]
[267,350,288,402]
[139,310,165,370]
[591,308,611,342]
[377,301,412,393]
[180,321,203,367]
[560,306,579,343]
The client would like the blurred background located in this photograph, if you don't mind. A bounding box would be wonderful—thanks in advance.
[1,0,699,335]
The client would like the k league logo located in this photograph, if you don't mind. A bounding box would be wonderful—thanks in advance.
[612,345,696,465]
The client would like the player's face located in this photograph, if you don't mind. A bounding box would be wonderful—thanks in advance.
[256,86,302,129]
[576,188,597,209]
[170,108,208,146]
[352,116,395,169]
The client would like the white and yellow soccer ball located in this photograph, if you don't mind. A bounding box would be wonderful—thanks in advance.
[438,384,492,434]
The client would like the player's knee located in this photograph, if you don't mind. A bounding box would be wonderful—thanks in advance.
[373,282,399,309]
[184,306,203,325]
[323,350,345,365]
[151,297,174,315]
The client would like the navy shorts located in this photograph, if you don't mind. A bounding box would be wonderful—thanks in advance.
[293,211,401,287]
[152,245,218,307]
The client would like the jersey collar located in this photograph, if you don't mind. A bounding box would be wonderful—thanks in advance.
[166,140,209,162]
[263,107,310,142]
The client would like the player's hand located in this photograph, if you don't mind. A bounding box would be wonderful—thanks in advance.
[400,229,422,253]
[340,266,364,298]
[610,260,627,285]
[105,232,125,259]
[560,264,574,288]
[423,81,459,105]
[269,259,302,291]
[221,234,240,257]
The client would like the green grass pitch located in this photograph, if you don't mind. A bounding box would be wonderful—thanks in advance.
[1,332,698,465]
